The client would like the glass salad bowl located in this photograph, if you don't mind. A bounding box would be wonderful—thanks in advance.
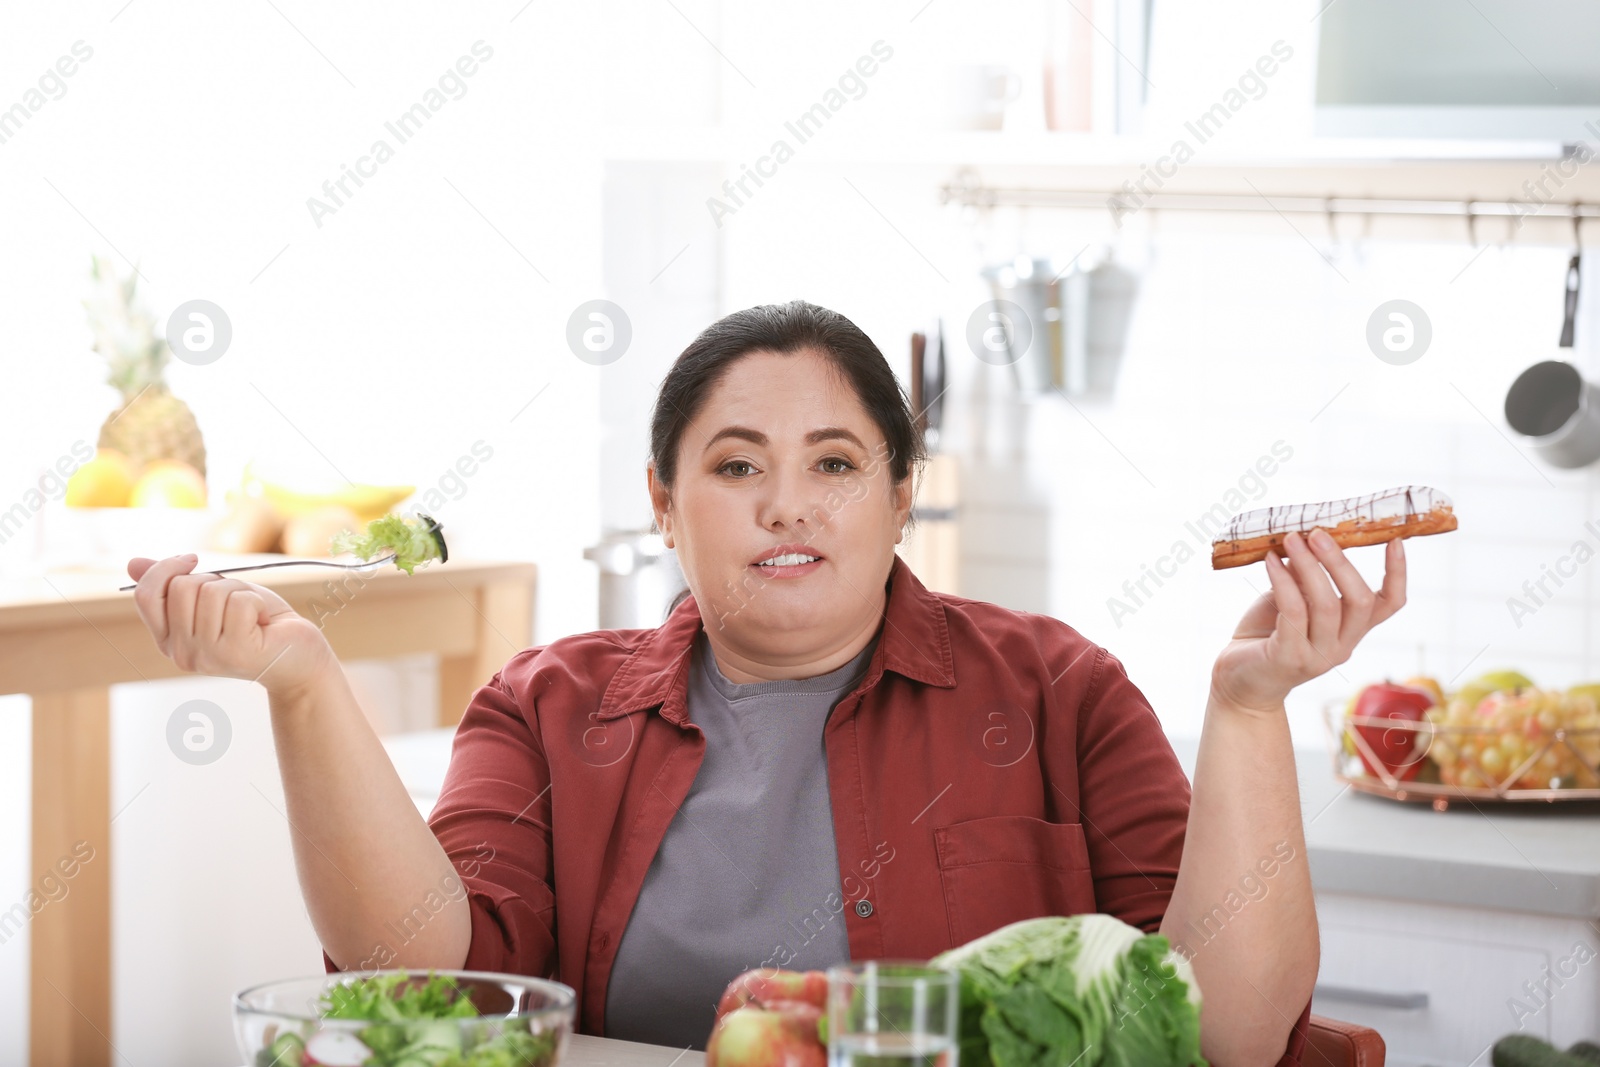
[233,970,574,1067]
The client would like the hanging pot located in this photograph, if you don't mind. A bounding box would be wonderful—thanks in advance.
[1503,360,1600,469]
[582,529,688,629]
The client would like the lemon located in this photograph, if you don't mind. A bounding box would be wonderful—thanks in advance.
[65,448,139,507]
[130,459,208,508]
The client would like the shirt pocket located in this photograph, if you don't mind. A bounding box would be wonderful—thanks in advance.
[932,814,1097,947]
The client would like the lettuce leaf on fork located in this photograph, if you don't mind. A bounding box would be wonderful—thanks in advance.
[330,513,448,575]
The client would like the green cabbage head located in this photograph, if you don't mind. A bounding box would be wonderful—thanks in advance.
[929,914,1206,1067]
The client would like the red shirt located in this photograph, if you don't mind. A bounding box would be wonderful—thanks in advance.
[331,555,1310,1063]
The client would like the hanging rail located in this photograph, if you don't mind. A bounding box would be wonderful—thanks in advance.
[939,181,1600,220]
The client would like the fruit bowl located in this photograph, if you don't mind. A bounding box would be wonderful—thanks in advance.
[233,970,574,1067]
[36,498,227,569]
[1323,695,1600,810]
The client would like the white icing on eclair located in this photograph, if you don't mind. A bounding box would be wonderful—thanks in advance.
[1218,485,1454,543]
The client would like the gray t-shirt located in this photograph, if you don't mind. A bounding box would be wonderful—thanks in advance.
[603,628,879,1050]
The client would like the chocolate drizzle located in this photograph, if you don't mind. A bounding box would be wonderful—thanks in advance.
[1217,485,1452,550]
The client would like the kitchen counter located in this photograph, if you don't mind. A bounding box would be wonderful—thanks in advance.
[1167,736,1600,920]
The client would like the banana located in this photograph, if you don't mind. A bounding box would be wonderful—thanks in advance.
[241,461,414,524]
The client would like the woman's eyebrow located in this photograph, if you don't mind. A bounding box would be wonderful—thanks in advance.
[702,426,867,452]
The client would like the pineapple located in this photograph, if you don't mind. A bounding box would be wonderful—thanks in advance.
[84,254,207,477]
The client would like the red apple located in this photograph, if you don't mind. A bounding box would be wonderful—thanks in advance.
[1349,681,1434,781]
[758,1000,822,1029]
[705,1005,827,1067]
[715,968,829,1022]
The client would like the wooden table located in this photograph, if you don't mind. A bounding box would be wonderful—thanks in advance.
[233,1034,707,1067]
[563,1034,706,1066]
[0,556,537,1067]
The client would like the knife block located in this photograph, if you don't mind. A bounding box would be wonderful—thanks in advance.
[897,452,960,594]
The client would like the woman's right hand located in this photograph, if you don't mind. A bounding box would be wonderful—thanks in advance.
[126,554,336,698]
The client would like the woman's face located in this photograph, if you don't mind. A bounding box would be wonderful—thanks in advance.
[650,347,912,658]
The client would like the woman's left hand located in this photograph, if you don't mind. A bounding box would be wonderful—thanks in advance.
[1210,529,1407,715]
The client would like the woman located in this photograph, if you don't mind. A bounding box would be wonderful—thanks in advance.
[128,300,1406,1066]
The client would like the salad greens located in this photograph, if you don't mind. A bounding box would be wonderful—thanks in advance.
[331,513,447,575]
[254,971,559,1067]
[930,914,1206,1067]
[321,971,479,1022]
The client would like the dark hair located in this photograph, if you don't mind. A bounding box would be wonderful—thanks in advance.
[649,300,926,499]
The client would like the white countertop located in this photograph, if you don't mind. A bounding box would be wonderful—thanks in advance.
[1167,736,1600,919]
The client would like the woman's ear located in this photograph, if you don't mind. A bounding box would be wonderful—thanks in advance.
[646,463,674,549]
[892,475,914,542]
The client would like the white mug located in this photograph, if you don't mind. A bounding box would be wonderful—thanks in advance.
[942,63,1023,131]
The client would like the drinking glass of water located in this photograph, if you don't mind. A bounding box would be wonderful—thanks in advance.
[825,959,958,1067]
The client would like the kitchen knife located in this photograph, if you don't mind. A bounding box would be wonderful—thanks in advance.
[924,318,945,449]
[910,331,927,436]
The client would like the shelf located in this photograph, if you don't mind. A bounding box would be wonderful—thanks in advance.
[595,125,1600,231]
[597,124,1572,169]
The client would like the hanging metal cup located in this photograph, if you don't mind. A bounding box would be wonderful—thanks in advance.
[978,254,1094,393]
[1503,360,1600,468]
[977,255,1058,392]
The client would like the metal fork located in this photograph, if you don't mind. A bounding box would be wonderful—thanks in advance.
[118,552,397,592]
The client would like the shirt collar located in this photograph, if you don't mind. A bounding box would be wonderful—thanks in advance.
[594,554,956,724]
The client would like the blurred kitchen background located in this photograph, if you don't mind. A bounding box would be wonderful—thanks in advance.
[5,1,1600,1064]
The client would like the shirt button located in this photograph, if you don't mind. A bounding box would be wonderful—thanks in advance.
[854,899,874,918]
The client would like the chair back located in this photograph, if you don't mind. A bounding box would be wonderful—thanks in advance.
[1304,1013,1385,1067]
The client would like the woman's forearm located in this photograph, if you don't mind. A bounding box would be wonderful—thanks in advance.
[1159,694,1320,1067]
[267,662,471,971]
